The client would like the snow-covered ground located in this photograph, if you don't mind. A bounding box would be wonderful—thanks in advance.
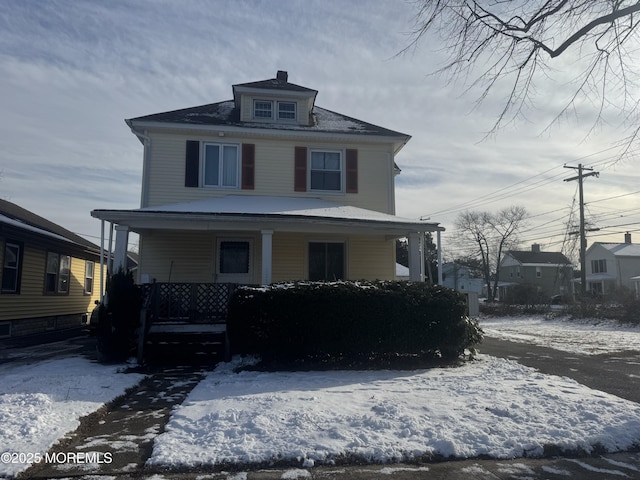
[0,357,144,478]
[148,354,640,469]
[481,315,640,355]
[1,315,640,476]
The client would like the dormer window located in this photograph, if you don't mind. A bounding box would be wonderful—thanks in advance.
[278,101,296,120]
[254,100,272,119]
[253,100,297,121]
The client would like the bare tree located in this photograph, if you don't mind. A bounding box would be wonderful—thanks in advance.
[406,1,640,148]
[455,206,528,301]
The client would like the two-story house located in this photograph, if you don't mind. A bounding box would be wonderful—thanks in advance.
[584,233,640,296]
[91,71,443,287]
[0,199,102,339]
[498,244,573,301]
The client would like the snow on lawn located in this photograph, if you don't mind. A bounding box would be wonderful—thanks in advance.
[149,355,640,469]
[0,357,144,478]
[481,315,640,355]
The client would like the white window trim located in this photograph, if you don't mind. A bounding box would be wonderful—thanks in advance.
[253,99,273,120]
[85,260,95,295]
[1,242,21,293]
[45,252,71,295]
[202,142,240,189]
[277,101,297,121]
[309,148,345,193]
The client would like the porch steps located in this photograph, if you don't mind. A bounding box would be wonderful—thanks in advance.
[142,322,230,364]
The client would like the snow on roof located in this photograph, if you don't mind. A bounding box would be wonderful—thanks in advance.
[0,213,76,245]
[129,102,407,138]
[596,242,640,257]
[396,263,410,277]
[138,195,432,226]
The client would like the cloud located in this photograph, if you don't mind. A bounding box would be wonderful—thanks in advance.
[0,0,637,254]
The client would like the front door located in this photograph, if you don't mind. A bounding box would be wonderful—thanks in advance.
[216,239,253,284]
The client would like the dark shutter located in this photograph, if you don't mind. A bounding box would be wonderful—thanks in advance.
[294,146,307,192]
[242,143,255,190]
[185,140,200,187]
[346,149,358,193]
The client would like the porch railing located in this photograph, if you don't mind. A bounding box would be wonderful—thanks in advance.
[137,282,237,363]
[140,282,237,324]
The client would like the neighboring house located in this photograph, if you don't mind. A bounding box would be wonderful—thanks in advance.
[0,199,102,339]
[441,262,483,295]
[92,71,443,285]
[498,244,573,301]
[584,233,640,296]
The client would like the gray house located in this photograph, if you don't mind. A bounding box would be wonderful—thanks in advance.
[498,244,573,302]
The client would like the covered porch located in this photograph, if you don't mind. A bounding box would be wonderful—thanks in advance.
[91,196,444,293]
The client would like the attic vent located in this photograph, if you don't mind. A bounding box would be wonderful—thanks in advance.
[276,70,288,82]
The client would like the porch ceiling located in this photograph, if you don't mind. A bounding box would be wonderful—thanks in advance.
[91,195,444,237]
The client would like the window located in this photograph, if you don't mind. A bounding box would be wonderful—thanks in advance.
[45,252,70,294]
[309,242,345,281]
[1,242,22,293]
[516,267,521,278]
[84,261,94,294]
[536,267,542,278]
[592,259,607,274]
[278,101,296,120]
[310,150,342,191]
[219,241,250,274]
[203,143,239,188]
[254,100,272,119]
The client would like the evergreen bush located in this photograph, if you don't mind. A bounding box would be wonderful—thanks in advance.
[227,281,483,363]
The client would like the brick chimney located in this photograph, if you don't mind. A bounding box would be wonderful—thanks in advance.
[276,70,288,82]
[531,244,541,253]
[625,232,632,244]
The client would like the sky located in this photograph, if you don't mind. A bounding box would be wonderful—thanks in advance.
[1,0,639,262]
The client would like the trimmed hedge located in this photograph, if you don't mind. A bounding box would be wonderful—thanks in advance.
[227,281,483,361]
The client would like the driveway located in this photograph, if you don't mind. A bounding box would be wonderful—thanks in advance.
[6,334,640,480]
[479,336,640,403]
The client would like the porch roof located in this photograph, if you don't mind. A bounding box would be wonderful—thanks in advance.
[91,195,444,236]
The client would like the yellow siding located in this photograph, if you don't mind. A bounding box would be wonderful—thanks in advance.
[348,236,396,280]
[272,233,306,282]
[0,244,101,322]
[137,231,395,284]
[138,230,215,283]
[145,133,394,214]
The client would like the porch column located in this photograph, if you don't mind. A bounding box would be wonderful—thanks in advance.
[261,229,273,285]
[113,225,129,273]
[408,232,424,282]
[437,230,443,284]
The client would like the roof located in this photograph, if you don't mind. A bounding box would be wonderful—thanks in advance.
[505,250,572,266]
[591,242,640,257]
[126,73,410,141]
[92,195,444,235]
[0,199,99,252]
[127,101,409,139]
[233,77,317,94]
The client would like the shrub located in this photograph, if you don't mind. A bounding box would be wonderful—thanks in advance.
[96,269,142,362]
[227,281,483,363]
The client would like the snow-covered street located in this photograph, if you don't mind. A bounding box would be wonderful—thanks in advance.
[1,314,639,478]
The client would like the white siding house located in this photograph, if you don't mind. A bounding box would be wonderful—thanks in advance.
[584,234,640,296]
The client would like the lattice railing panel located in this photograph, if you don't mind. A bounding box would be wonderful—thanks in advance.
[142,283,237,325]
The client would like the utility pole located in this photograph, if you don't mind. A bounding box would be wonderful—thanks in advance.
[564,164,599,296]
